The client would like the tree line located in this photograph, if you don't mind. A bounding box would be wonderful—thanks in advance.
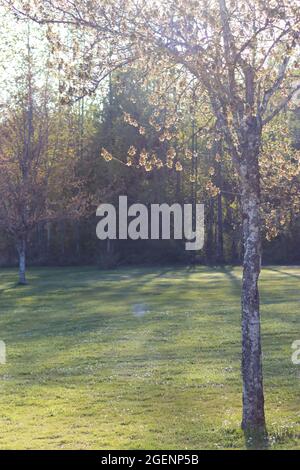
[1,61,300,276]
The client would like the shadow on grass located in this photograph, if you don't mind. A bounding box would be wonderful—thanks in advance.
[267,267,300,280]
[220,266,241,291]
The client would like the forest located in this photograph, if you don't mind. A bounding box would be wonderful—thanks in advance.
[1,12,300,273]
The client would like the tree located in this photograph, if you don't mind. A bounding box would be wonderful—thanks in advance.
[0,16,87,283]
[0,23,51,284]
[8,0,300,438]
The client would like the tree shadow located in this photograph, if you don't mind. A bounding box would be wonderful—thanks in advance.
[267,267,300,280]
[219,266,242,295]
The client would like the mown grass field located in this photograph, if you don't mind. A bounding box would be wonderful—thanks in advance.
[0,265,299,450]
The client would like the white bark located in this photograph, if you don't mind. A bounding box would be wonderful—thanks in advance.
[239,118,266,436]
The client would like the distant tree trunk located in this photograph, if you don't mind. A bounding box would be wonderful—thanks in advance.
[75,221,80,260]
[46,222,51,259]
[61,220,65,259]
[176,168,181,200]
[17,238,27,285]
[37,222,43,262]
[215,134,224,264]
[206,198,215,263]
[239,119,266,437]
[231,236,239,264]
[216,191,224,263]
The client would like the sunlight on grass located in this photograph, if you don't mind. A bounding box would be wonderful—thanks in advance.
[0,266,299,449]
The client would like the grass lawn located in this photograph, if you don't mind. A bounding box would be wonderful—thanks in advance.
[0,265,299,450]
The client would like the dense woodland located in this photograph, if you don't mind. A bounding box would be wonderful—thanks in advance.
[1,4,300,272]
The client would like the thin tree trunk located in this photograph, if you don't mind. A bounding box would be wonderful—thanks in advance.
[75,221,80,260]
[215,133,224,264]
[46,221,51,260]
[37,222,43,262]
[216,191,224,263]
[61,220,65,259]
[206,198,215,263]
[17,238,27,285]
[240,140,266,440]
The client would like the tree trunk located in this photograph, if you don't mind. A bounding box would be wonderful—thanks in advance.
[239,133,266,440]
[75,221,81,260]
[215,134,224,264]
[206,198,215,263]
[46,221,51,261]
[61,220,65,259]
[216,191,224,263]
[17,238,27,285]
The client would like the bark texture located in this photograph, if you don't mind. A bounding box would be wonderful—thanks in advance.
[239,117,266,435]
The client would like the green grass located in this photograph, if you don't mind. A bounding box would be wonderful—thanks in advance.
[0,265,299,449]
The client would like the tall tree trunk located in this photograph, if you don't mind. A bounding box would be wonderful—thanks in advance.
[216,191,224,263]
[240,132,266,439]
[75,221,80,260]
[17,238,27,285]
[46,221,51,260]
[61,220,65,259]
[37,222,43,262]
[215,134,224,264]
[206,198,215,264]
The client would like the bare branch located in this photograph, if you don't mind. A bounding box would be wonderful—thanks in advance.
[262,82,300,125]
